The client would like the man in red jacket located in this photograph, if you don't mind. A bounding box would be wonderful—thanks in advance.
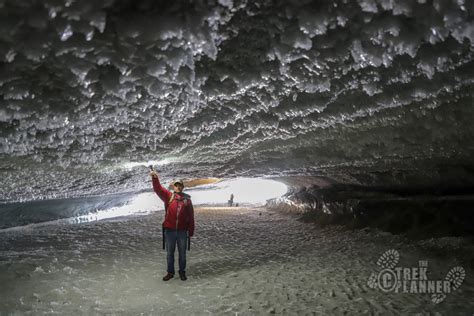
[151,170,195,281]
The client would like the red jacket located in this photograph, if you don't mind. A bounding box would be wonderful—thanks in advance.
[152,176,195,236]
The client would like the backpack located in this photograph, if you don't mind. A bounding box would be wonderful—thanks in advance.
[166,192,191,213]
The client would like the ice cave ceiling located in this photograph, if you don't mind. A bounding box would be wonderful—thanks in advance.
[0,0,473,202]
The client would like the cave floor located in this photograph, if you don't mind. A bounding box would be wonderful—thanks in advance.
[0,206,473,315]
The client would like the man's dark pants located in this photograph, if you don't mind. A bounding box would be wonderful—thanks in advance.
[164,228,188,274]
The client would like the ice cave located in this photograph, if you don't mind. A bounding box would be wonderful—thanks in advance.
[0,0,473,314]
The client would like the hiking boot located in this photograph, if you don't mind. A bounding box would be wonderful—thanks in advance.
[162,272,174,281]
[179,271,187,281]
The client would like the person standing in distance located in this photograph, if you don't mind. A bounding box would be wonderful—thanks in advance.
[151,169,195,281]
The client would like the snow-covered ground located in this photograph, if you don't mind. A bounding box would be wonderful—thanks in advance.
[0,206,473,314]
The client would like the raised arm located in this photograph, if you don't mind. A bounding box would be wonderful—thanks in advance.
[151,171,172,203]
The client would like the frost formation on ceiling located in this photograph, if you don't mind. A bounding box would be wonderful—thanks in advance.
[1,0,473,201]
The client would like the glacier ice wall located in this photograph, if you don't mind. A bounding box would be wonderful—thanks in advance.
[0,0,473,202]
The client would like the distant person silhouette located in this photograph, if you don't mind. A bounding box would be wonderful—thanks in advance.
[228,193,234,207]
